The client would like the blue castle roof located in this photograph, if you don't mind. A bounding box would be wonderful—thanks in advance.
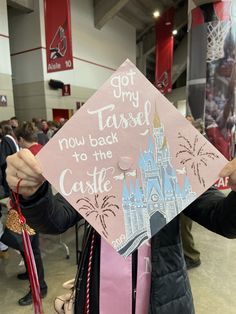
[164,171,173,194]
[148,137,154,153]
[135,179,143,203]
[129,181,135,196]
[139,151,157,171]
[147,178,163,200]
[122,181,130,201]
[175,181,182,197]
[166,162,175,176]
[182,176,191,197]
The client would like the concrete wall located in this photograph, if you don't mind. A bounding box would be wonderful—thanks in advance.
[0,0,15,121]
[8,0,45,121]
[8,0,136,121]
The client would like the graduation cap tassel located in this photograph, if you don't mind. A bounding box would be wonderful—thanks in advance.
[11,179,44,314]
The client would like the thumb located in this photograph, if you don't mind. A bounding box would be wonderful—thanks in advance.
[219,159,236,177]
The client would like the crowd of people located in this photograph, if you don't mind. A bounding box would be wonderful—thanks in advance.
[0,116,66,306]
[205,44,236,160]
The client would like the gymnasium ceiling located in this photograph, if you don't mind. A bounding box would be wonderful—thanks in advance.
[94,0,188,85]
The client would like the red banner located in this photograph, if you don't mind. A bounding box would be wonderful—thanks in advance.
[44,0,73,73]
[62,84,71,96]
[214,177,230,191]
[155,8,175,94]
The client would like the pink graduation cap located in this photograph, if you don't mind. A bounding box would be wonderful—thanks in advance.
[37,59,228,257]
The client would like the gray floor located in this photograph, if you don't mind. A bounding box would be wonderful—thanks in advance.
[0,227,77,314]
[0,222,236,313]
[188,223,236,314]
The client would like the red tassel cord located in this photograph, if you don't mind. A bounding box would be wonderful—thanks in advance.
[84,230,95,314]
[11,179,44,314]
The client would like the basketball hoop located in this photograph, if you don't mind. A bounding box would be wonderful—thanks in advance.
[206,20,231,62]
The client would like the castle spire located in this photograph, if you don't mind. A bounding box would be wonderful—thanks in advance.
[153,104,161,128]
[162,136,167,148]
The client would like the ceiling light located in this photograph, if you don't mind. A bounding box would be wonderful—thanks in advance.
[153,10,160,18]
[172,29,178,36]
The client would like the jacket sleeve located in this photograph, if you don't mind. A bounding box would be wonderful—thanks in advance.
[183,187,236,239]
[19,182,81,234]
[0,139,10,166]
[0,138,14,195]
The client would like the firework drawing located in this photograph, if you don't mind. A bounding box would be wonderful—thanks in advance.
[76,194,119,238]
[176,132,219,187]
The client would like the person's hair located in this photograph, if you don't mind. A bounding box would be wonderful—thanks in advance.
[0,121,14,136]
[15,122,38,143]
[32,117,42,126]
[34,120,43,131]
[10,116,17,121]
[47,120,59,128]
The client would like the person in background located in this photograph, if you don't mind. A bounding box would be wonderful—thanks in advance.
[41,119,49,135]
[180,214,201,270]
[180,116,202,270]
[33,120,49,146]
[205,63,236,160]
[0,122,10,257]
[10,116,19,130]
[0,121,19,258]
[16,122,43,154]
[0,122,19,198]
[11,122,48,306]
[0,165,8,258]
[0,124,3,141]
[32,117,41,125]
[47,121,58,139]
[59,117,67,128]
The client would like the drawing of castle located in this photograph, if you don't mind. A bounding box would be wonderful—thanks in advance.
[117,111,196,256]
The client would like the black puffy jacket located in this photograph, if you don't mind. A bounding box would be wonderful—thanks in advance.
[20,184,236,314]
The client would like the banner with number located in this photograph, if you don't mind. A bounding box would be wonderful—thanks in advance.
[44,0,73,73]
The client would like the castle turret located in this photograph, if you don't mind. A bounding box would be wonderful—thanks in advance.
[159,136,171,168]
[153,110,161,129]
[163,171,173,201]
[122,181,132,238]
[129,182,139,233]
[135,178,145,230]
[153,110,164,153]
